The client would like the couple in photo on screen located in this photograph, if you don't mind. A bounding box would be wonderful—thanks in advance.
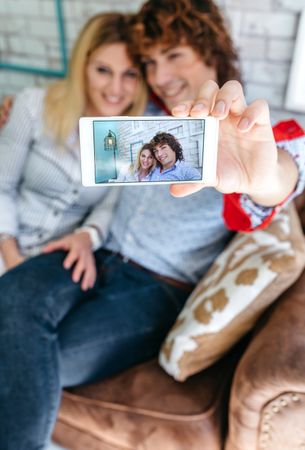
[116,131,201,182]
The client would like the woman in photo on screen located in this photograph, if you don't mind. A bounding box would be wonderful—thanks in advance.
[116,143,156,182]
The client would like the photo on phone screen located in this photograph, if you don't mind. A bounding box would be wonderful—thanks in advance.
[94,118,205,183]
[79,116,218,186]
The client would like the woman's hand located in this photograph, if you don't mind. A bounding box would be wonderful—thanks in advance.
[170,80,298,206]
[0,95,14,129]
[4,254,26,271]
[42,232,97,291]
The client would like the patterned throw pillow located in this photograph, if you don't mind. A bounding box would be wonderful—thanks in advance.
[159,204,305,381]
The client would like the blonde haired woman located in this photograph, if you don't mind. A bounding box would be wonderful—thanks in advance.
[117,143,156,182]
[0,12,150,450]
[0,13,147,288]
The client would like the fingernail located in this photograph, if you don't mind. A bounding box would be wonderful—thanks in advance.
[238,117,250,130]
[173,104,187,112]
[214,100,226,115]
[192,103,207,112]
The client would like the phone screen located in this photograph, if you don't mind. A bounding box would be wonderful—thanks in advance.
[92,118,205,184]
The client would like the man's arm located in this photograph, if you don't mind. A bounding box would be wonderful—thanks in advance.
[170,80,305,230]
[223,120,305,231]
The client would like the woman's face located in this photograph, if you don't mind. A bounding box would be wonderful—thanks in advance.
[140,149,154,171]
[85,43,141,116]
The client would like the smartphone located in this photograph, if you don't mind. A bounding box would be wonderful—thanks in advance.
[79,116,219,186]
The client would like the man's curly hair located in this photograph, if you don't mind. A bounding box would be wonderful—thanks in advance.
[131,0,240,86]
[150,132,184,165]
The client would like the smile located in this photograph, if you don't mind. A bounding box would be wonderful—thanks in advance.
[103,95,123,105]
[161,81,186,100]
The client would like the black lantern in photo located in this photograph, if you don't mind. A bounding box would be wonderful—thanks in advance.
[104,129,117,178]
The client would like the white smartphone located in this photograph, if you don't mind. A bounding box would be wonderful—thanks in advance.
[79,116,219,186]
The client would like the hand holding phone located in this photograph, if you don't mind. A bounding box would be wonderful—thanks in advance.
[170,80,286,206]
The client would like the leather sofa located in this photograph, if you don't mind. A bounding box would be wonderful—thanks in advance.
[226,269,305,450]
[53,192,305,450]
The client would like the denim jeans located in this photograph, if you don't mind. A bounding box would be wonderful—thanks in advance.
[0,249,189,450]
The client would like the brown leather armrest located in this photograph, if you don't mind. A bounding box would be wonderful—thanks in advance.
[226,269,305,450]
[295,193,305,232]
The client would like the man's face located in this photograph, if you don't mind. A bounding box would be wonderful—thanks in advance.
[153,143,176,171]
[142,45,217,110]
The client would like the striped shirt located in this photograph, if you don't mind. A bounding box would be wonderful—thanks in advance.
[105,185,233,284]
[149,160,201,181]
[0,87,115,257]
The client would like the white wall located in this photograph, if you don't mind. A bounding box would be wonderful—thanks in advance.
[0,0,304,125]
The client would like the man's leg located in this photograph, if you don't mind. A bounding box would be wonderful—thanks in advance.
[0,251,91,450]
[58,253,189,387]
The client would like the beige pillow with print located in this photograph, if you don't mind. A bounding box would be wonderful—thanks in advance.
[159,204,305,382]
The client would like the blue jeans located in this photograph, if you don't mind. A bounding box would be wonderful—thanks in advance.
[0,250,189,450]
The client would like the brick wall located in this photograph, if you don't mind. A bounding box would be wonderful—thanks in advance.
[0,0,304,125]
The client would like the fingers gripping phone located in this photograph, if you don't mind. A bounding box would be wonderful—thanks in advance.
[79,116,219,186]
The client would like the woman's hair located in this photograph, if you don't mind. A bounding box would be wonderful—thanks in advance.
[133,143,156,173]
[131,0,240,86]
[44,13,147,145]
[150,132,184,166]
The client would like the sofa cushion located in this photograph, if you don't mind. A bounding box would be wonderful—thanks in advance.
[53,353,239,450]
[159,204,305,381]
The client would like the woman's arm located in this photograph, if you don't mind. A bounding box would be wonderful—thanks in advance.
[0,89,35,269]
[78,187,121,248]
[0,95,14,129]
[0,236,25,271]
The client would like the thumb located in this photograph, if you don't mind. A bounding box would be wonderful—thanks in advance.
[170,183,206,197]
